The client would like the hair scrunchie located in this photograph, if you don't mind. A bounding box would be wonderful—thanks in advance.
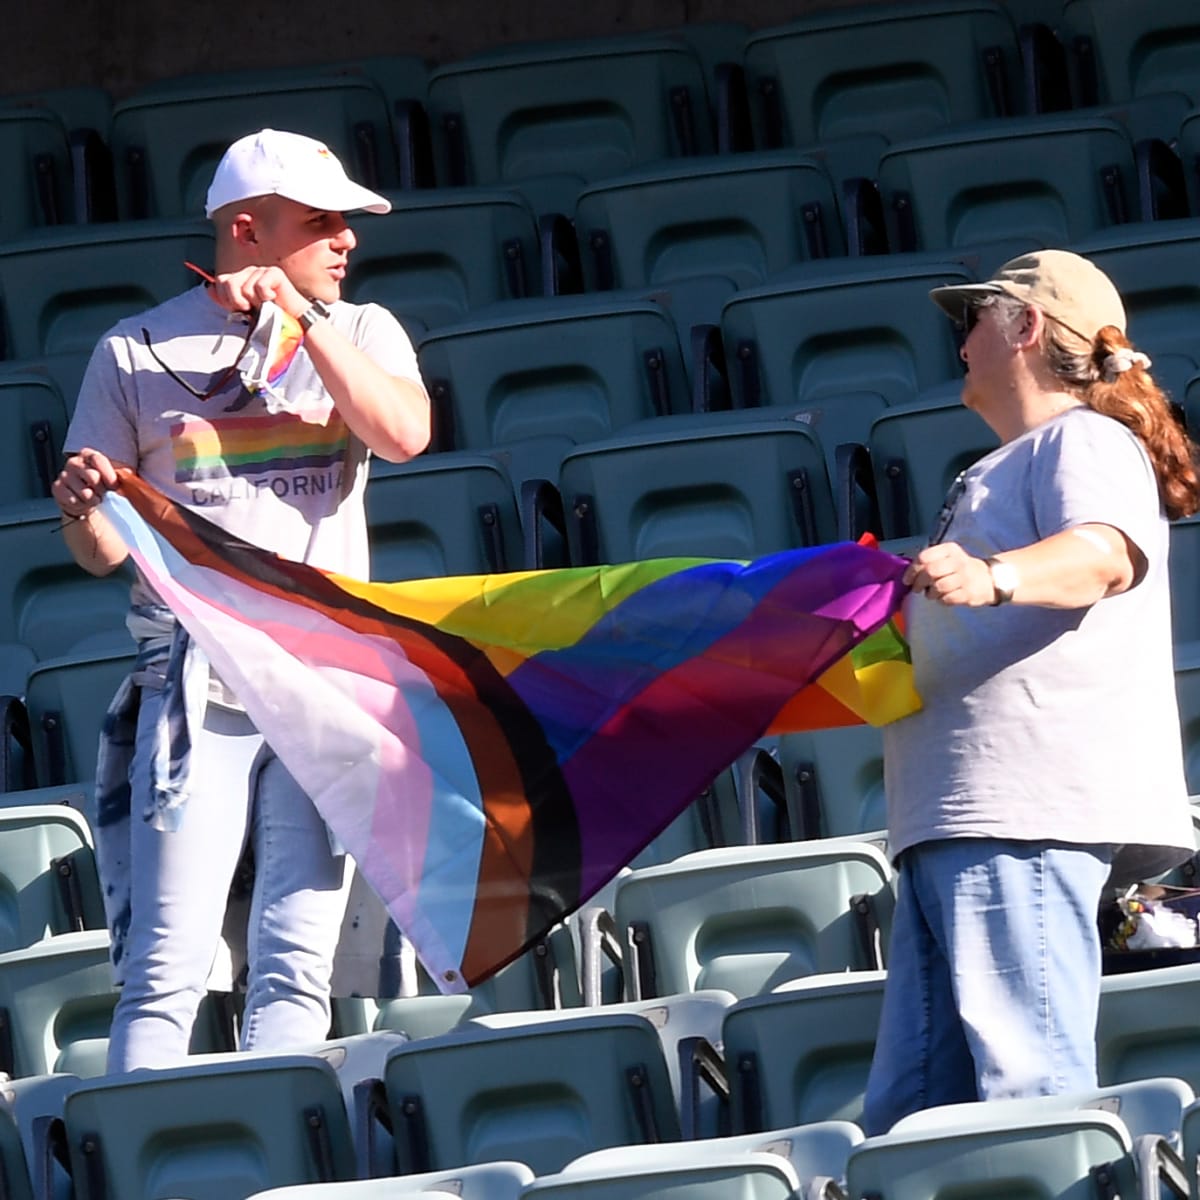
[1101,348,1152,382]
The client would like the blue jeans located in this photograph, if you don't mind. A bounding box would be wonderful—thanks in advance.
[861,837,1113,1135]
[106,696,349,1072]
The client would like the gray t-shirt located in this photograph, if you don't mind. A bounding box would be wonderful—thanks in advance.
[884,405,1192,885]
[67,285,423,597]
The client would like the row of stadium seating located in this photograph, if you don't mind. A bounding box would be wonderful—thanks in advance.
[5,0,1200,230]
[0,5,1196,1198]
[0,785,1197,1194]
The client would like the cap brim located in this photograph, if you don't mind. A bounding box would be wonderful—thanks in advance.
[928,281,1005,324]
[278,179,392,215]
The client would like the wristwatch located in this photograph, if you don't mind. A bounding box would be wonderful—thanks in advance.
[297,299,331,331]
[985,556,1019,605]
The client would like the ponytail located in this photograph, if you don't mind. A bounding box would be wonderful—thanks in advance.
[1040,320,1200,520]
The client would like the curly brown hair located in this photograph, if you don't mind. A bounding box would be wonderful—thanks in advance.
[987,295,1200,519]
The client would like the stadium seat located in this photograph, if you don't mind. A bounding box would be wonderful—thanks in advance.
[365,452,526,580]
[58,1051,358,1199]
[0,501,134,669]
[342,187,540,337]
[0,929,115,1078]
[716,255,975,417]
[0,108,74,241]
[1097,960,1200,1093]
[375,1010,681,1176]
[877,114,1144,253]
[775,724,888,841]
[722,971,887,1130]
[370,919,583,1042]
[843,1106,1143,1200]
[468,989,735,1139]
[1171,516,1200,651]
[1061,0,1200,107]
[109,76,399,219]
[742,1,1024,178]
[425,35,714,216]
[0,220,215,362]
[892,1076,1194,1150]
[415,296,692,456]
[556,414,838,564]
[1178,109,1200,217]
[1176,646,1200,797]
[529,1121,863,1200]
[572,150,846,295]
[0,1102,35,1200]
[605,841,892,1002]
[1073,221,1200,408]
[21,646,135,788]
[868,390,1000,541]
[0,367,70,505]
[0,803,104,950]
[254,1162,532,1199]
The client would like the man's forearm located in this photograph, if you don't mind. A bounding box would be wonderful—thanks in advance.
[296,318,431,462]
[61,508,129,576]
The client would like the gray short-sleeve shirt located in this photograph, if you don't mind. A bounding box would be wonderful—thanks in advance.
[883,406,1192,884]
[67,286,423,598]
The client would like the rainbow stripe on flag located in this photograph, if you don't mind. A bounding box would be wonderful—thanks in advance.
[103,471,917,991]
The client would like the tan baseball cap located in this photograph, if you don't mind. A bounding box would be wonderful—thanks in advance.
[205,128,391,218]
[929,249,1126,342]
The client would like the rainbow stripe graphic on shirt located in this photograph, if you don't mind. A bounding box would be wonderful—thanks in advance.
[171,411,349,482]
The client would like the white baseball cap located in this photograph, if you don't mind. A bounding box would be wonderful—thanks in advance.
[205,128,391,218]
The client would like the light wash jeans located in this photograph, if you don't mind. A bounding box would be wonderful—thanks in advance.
[106,695,349,1073]
[861,837,1113,1136]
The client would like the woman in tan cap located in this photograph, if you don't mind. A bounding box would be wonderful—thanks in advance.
[863,249,1200,1133]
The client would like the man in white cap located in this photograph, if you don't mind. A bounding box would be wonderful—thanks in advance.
[862,249,1200,1132]
[52,129,430,1071]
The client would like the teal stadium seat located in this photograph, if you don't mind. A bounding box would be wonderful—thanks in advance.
[0,221,215,364]
[1171,516,1200,651]
[343,188,540,337]
[468,990,735,1140]
[254,1161,533,1199]
[607,841,893,1001]
[425,35,715,216]
[877,114,1143,253]
[1073,221,1200,409]
[526,1122,862,1200]
[369,919,582,1044]
[1178,109,1200,216]
[717,256,975,417]
[0,501,134,681]
[365,453,527,580]
[415,296,692,457]
[868,391,1000,540]
[0,108,74,241]
[59,1051,358,1199]
[775,724,888,841]
[1098,960,1200,1094]
[722,971,888,1130]
[109,76,400,219]
[1061,0,1200,107]
[377,1011,681,1176]
[555,415,838,564]
[0,368,70,505]
[1175,646,1200,799]
[0,804,104,950]
[0,929,116,1078]
[741,1,1024,181]
[22,646,136,788]
[843,1107,1143,1200]
[572,151,847,293]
